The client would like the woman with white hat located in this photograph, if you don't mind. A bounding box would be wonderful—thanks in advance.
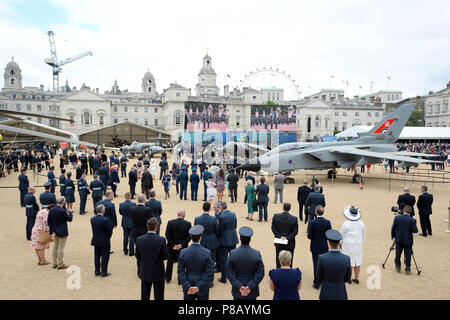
[340,205,366,284]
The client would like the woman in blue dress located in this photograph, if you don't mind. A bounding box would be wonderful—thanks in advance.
[162,171,172,199]
[269,250,302,300]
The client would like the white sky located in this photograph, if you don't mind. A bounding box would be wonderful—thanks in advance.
[0,0,449,100]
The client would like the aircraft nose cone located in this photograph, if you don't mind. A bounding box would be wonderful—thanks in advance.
[237,159,261,172]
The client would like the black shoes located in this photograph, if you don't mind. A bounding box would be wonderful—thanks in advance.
[101,273,111,277]
[95,271,101,276]
[352,279,359,284]
[218,278,226,284]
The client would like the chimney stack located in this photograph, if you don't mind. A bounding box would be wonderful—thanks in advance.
[40,84,44,91]
[224,85,229,98]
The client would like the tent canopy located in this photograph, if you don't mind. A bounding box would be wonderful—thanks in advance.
[79,121,172,146]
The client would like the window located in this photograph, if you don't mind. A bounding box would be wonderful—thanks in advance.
[124,118,128,122]
[325,119,329,129]
[368,112,372,117]
[334,122,339,131]
[113,106,118,112]
[11,79,15,85]
[355,112,359,116]
[236,119,240,126]
[253,96,256,100]
[154,108,158,113]
[114,118,118,124]
[145,119,148,126]
[335,111,339,116]
[342,122,347,131]
[148,87,151,92]
[375,112,379,117]
[37,105,42,111]
[135,119,139,124]
[154,119,158,125]
[443,102,448,113]
[145,107,148,113]
[83,112,91,125]
[428,104,433,114]
[69,115,74,126]
[49,119,60,128]
[16,104,21,111]
[175,113,181,125]
[342,111,347,116]
[315,116,320,127]
[99,116,104,125]
[26,104,31,111]
[135,107,138,112]
[176,93,180,97]
[37,117,42,124]
[124,107,128,112]
[10,70,14,75]
[435,103,440,113]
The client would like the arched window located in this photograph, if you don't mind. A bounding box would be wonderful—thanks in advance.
[315,116,320,128]
[11,79,15,85]
[99,116,104,126]
[148,87,151,92]
[83,111,91,125]
[10,70,15,75]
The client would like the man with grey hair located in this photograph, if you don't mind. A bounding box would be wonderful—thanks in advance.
[165,209,192,284]
[48,196,73,270]
[397,187,416,216]
[127,194,155,242]
[90,204,113,277]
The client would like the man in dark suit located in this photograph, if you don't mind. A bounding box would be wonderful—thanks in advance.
[127,194,155,242]
[271,203,299,268]
[397,187,416,217]
[391,205,418,273]
[128,166,138,199]
[179,166,189,200]
[256,177,269,222]
[227,169,239,203]
[417,185,433,237]
[217,202,239,283]
[145,190,163,235]
[24,186,39,240]
[194,202,219,282]
[99,163,109,196]
[119,192,136,256]
[177,225,214,300]
[141,168,153,199]
[109,165,120,197]
[18,168,29,207]
[317,230,352,300]
[48,197,73,269]
[136,217,169,300]
[99,192,117,229]
[307,205,332,289]
[226,227,265,300]
[90,204,113,277]
[165,209,192,284]
[305,185,326,224]
[297,179,312,222]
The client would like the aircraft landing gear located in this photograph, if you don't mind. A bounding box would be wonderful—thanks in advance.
[327,169,337,179]
[352,173,362,183]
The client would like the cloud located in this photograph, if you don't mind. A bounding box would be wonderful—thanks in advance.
[0,0,449,99]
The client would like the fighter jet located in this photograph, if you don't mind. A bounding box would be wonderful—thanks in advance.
[237,103,438,178]
[216,141,269,158]
[120,141,164,156]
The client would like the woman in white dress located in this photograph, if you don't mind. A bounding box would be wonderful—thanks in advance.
[206,176,217,204]
[340,205,366,284]
[150,159,157,179]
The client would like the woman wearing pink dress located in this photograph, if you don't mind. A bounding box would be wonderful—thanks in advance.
[30,204,55,265]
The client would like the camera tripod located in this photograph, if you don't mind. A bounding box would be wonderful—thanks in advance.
[381,240,421,275]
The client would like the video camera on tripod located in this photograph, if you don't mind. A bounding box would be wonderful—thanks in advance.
[391,206,402,214]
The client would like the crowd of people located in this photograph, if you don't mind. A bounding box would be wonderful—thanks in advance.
[9,143,437,300]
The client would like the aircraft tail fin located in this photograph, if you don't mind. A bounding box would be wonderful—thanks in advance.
[364,103,415,142]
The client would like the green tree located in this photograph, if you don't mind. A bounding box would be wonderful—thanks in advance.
[266,100,278,106]
[406,110,424,127]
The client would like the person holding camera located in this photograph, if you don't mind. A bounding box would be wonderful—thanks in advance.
[390,205,418,274]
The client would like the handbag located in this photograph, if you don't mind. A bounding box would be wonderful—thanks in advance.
[252,200,258,210]
[38,231,53,244]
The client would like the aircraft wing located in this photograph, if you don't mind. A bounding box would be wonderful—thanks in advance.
[0,123,97,148]
[328,146,436,165]
[389,151,439,158]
